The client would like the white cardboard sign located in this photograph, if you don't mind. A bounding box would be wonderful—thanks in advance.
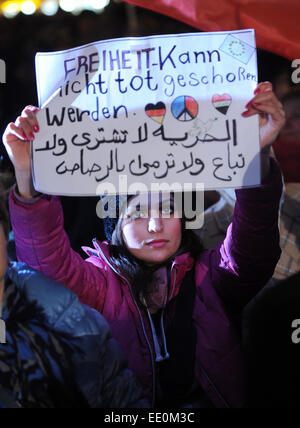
[33,29,260,196]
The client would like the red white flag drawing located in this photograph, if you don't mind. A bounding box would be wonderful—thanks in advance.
[123,0,300,60]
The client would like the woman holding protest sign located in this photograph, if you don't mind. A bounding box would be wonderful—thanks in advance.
[2,81,285,408]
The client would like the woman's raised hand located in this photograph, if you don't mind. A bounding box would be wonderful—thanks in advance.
[2,85,286,193]
[2,106,40,198]
[242,82,286,179]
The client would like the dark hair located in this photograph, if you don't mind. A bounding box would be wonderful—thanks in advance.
[108,194,204,300]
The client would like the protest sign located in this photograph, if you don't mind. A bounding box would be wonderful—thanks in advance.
[33,29,260,196]
[0,59,5,84]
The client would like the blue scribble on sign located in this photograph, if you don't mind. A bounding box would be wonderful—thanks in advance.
[220,35,256,65]
[0,59,6,84]
[0,319,6,344]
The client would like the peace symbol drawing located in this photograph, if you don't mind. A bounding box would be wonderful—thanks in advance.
[212,94,232,115]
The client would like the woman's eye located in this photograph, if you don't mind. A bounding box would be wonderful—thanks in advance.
[128,204,175,219]
[162,206,174,215]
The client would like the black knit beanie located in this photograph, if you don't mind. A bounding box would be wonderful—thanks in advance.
[98,194,135,242]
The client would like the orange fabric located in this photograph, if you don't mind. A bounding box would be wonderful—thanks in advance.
[123,0,300,60]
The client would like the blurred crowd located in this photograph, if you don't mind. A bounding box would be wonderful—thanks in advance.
[0,2,299,251]
[1,1,300,409]
[0,2,202,251]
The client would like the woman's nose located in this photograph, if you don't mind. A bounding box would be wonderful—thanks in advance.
[148,215,163,233]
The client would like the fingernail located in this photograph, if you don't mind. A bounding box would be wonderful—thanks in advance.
[242,110,250,117]
[246,102,252,109]
[22,132,27,140]
[34,125,39,133]
[254,88,261,95]
[29,133,35,140]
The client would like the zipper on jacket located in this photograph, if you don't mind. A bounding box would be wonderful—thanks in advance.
[91,242,230,408]
[167,265,230,409]
[92,239,157,407]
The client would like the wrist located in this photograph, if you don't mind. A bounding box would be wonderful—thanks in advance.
[15,170,39,199]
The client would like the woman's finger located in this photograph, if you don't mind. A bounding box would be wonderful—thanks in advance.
[254,81,273,94]
[21,105,39,116]
[243,104,285,118]
[253,103,285,117]
[15,116,35,140]
[243,92,285,120]
[243,104,285,125]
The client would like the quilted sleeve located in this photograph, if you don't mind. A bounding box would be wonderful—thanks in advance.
[9,190,107,312]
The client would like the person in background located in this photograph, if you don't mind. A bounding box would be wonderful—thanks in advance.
[0,178,148,408]
[242,90,300,408]
[195,89,300,408]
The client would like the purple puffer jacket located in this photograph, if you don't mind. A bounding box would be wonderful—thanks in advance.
[9,160,283,408]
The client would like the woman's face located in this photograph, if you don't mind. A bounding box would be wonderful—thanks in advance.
[121,193,182,266]
[280,98,300,142]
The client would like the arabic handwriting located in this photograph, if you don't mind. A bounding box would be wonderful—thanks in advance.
[227,143,245,170]
[212,142,246,182]
[129,155,158,176]
[56,148,102,176]
[154,154,176,179]
[153,125,189,142]
[55,147,126,181]
[68,129,128,152]
[93,128,128,149]
[190,157,205,176]
[177,152,205,176]
[35,134,67,156]
[95,148,126,182]
[212,157,232,182]
[232,119,238,147]
[129,153,177,178]
[182,120,231,149]
[132,123,148,144]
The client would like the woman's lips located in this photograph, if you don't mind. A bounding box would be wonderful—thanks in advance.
[146,240,168,248]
